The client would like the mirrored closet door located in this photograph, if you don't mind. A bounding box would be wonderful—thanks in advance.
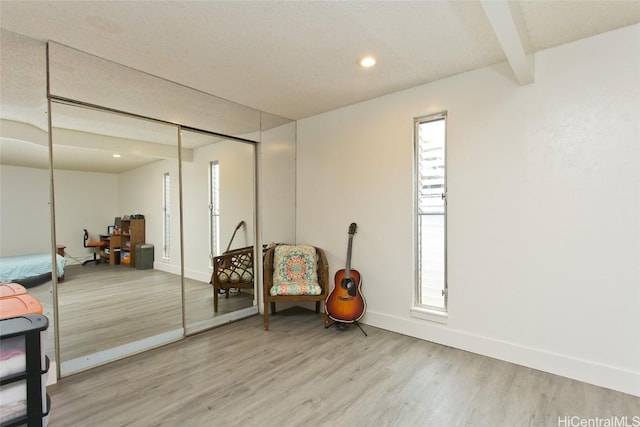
[50,101,184,375]
[181,129,257,334]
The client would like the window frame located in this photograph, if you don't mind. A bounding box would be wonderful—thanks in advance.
[412,111,448,323]
[208,160,220,267]
[162,172,171,260]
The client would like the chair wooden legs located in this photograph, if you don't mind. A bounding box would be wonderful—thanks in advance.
[263,302,277,330]
[263,302,270,330]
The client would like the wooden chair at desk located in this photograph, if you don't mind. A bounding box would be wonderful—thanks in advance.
[82,229,106,266]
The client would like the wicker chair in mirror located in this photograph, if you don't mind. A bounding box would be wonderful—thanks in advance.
[210,246,255,313]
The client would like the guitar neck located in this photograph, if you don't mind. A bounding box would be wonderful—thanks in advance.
[345,234,354,278]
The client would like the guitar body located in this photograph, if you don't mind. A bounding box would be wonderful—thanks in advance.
[326,268,366,323]
[325,223,366,323]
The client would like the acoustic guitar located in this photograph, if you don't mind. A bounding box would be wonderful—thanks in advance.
[326,223,366,323]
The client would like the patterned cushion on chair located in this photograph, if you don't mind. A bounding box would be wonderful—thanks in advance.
[271,245,321,296]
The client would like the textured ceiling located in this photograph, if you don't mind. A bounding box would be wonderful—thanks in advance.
[1,0,638,121]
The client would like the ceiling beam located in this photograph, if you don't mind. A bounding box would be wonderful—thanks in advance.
[481,0,535,85]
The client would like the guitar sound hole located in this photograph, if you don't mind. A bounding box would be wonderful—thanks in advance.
[342,278,357,297]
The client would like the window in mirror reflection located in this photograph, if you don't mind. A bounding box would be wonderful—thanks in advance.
[209,160,220,266]
[163,172,171,260]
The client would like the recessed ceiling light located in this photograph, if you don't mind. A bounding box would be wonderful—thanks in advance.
[113,154,121,158]
[359,56,377,68]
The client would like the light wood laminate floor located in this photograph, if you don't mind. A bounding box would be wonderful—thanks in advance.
[29,263,253,361]
[47,307,639,427]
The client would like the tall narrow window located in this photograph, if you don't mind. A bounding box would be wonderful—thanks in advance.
[209,161,220,264]
[162,172,171,259]
[415,112,447,312]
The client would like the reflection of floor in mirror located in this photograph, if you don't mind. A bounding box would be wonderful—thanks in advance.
[28,263,253,362]
[184,277,253,325]
[26,279,55,357]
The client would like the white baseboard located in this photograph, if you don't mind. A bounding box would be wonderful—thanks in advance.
[363,310,640,397]
[153,261,180,276]
[183,268,211,283]
[153,262,211,283]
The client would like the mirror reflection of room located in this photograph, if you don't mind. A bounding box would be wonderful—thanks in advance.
[180,129,257,333]
[49,100,260,373]
[50,101,184,375]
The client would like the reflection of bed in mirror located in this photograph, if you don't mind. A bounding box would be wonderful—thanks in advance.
[0,252,66,287]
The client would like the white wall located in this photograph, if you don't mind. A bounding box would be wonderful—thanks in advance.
[0,165,119,264]
[296,25,640,396]
[0,165,51,256]
[182,139,256,282]
[119,158,180,273]
[53,169,119,263]
[259,121,297,245]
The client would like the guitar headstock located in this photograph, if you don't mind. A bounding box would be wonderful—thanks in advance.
[348,222,357,236]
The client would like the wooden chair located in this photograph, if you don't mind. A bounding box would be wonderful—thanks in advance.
[263,244,330,330]
[210,246,255,313]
